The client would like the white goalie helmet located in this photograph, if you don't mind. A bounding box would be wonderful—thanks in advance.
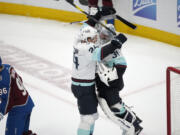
[100,24,116,44]
[79,25,99,43]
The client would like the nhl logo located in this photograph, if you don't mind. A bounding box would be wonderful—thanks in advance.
[178,0,180,27]
[133,0,157,20]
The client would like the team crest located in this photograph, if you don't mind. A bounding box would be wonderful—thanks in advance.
[133,0,157,20]
[178,0,180,27]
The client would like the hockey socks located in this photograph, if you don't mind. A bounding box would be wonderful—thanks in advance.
[77,124,95,135]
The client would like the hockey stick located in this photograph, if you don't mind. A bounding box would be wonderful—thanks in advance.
[66,0,136,29]
[116,15,137,29]
[55,0,136,30]
[57,0,117,35]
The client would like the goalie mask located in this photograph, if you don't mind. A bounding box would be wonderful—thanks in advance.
[97,62,118,86]
[100,24,115,44]
[79,25,99,44]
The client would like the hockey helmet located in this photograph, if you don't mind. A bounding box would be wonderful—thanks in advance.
[100,24,115,43]
[79,25,98,43]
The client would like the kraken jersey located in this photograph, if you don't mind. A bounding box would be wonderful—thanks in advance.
[72,42,101,86]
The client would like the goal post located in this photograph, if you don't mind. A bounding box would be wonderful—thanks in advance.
[166,67,180,135]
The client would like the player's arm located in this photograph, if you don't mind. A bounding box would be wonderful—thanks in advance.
[93,33,127,61]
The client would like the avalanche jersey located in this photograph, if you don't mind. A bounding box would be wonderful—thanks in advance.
[0,64,34,115]
[72,42,101,86]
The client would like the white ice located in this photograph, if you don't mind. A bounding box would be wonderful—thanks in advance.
[0,14,180,135]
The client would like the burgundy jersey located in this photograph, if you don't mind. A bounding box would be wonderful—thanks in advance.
[0,65,32,115]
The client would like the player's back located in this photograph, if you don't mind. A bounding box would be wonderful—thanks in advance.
[72,42,97,80]
[0,64,34,115]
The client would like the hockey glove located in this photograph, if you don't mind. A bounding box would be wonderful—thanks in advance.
[0,113,3,121]
[86,6,116,27]
[99,6,116,16]
[111,34,127,49]
[86,11,101,26]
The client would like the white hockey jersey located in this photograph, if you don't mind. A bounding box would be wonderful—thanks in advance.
[72,42,101,86]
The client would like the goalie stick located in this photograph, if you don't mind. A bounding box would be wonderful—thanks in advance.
[116,15,137,29]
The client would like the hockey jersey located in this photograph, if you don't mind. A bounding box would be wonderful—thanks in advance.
[102,49,127,68]
[99,40,127,68]
[72,42,101,86]
[0,64,34,116]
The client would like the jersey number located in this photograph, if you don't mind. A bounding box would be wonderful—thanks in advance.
[73,52,79,70]
[0,88,7,95]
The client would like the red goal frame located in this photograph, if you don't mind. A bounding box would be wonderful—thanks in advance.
[166,67,180,135]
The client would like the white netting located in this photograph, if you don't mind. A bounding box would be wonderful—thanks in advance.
[170,67,180,135]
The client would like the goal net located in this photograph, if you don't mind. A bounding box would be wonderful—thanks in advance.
[166,67,180,135]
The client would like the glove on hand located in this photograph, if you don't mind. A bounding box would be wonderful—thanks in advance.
[99,6,116,16]
[111,34,127,48]
[86,6,116,26]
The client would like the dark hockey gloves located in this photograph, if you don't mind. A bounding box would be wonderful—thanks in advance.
[99,6,116,16]
[87,6,116,26]
[111,33,127,49]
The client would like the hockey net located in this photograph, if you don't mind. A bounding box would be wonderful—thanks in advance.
[166,67,180,135]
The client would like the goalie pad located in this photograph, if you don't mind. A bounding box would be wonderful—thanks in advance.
[98,97,143,135]
[98,97,135,132]
[96,62,118,86]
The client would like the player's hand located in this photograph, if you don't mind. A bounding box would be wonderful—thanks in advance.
[86,6,116,27]
[99,6,116,16]
[0,113,4,121]
[111,34,127,48]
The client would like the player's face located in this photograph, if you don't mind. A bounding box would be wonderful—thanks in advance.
[87,35,98,43]
[100,33,109,40]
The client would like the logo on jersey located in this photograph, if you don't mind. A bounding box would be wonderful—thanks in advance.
[133,0,157,20]
[178,0,180,27]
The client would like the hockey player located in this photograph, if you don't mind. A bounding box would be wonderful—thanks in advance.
[0,56,36,135]
[96,24,143,135]
[71,23,127,135]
